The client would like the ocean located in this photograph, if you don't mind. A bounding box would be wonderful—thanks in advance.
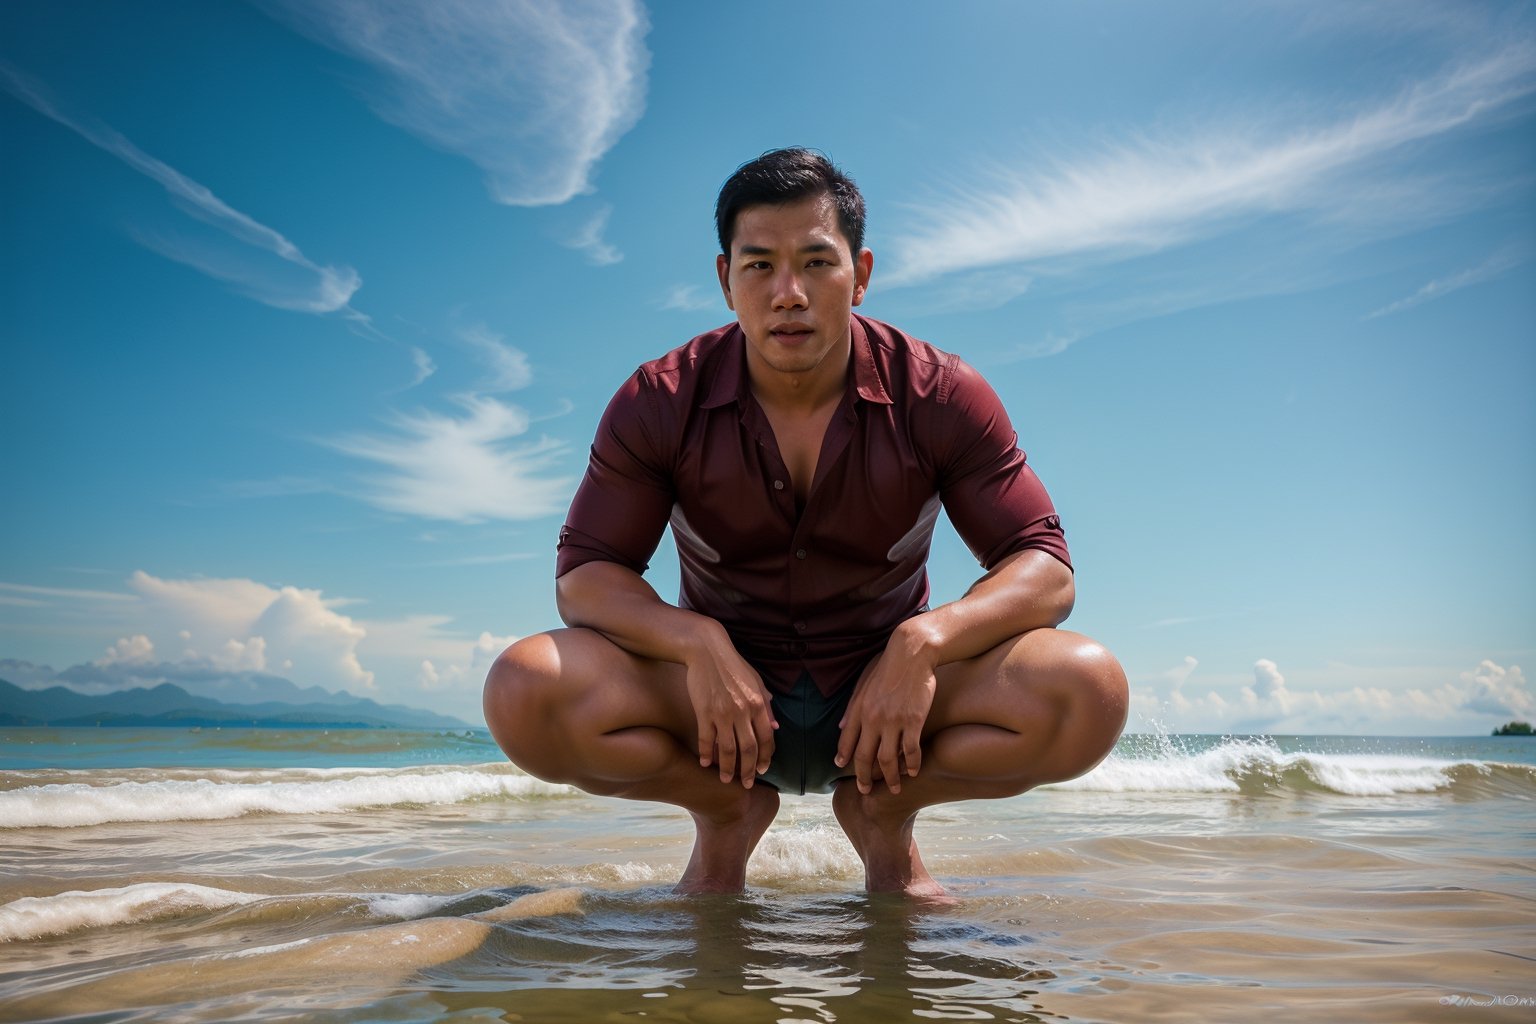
[1,728,1532,1023]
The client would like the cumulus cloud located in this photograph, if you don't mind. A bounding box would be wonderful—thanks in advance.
[126,570,374,692]
[1457,660,1532,718]
[419,630,516,693]
[3,572,516,720]
[262,0,650,206]
[0,62,362,317]
[1134,655,1533,734]
[357,615,514,697]
[0,658,62,688]
[1247,658,1288,703]
[97,634,156,667]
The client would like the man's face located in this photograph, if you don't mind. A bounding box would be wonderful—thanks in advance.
[716,194,872,384]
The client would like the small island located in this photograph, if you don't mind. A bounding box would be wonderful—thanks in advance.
[1492,721,1532,736]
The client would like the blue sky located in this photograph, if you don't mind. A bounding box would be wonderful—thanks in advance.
[2,0,1532,733]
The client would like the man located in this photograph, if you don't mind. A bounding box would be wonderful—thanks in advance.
[484,148,1127,897]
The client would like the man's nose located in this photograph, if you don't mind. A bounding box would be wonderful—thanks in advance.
[771,270,808,310]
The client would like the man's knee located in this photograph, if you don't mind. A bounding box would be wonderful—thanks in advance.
[1060,635,1129,732]
[1020,631,1127,783]
[482,633,565,762]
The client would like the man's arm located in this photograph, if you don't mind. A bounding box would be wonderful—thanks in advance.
[556,560,778,788]
[835,549,1074,795]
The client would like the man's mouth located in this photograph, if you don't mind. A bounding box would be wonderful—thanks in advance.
[770,323,813,341]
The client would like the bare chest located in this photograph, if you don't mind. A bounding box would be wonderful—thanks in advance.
[760,403,839,505]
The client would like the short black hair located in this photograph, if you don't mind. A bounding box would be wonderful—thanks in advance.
[715,147,866,257]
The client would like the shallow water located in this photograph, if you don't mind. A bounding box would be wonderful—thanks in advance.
[1,731,1533,1022]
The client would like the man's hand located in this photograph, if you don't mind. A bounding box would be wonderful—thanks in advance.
[835,631,939,795]
[685,640,778,788]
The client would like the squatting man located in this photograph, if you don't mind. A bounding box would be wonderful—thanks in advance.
[484,148,1128,897]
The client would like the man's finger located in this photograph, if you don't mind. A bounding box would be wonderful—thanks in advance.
[853,734,879,795]
[834,718,859,770]
[697,718,716,769]
[902,731,923,778]
[736,728,759,788]
[716,732,737,783]
[877,738,903,793]
[752,704,776,776]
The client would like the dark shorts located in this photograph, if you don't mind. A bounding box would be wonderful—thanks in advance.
[757,672,857,795]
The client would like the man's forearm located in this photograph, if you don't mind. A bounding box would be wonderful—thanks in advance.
[892,548,1075,670]
[555,560,732,667]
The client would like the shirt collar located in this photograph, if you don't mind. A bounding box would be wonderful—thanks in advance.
[700,316,893,410]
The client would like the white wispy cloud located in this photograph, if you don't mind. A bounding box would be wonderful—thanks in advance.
[0,581,136,603]
[884,45,1536,287]
[401,552,539,568]
[408,347,437,387]
[0,61,362,316]
[561,205,623,265]
[660,284,722,313]
[457,325,533,392]
[324,395,572,522]
[1364,245,1529,318]
[262,0,650,207]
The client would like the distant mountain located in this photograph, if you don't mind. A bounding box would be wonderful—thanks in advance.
[52,662,375,708]
[0,678,470,729]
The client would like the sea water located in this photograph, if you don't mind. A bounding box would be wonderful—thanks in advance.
[1,729,1533,1022]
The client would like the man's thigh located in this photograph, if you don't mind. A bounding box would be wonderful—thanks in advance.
[487,627,698,742]
[921,627,1126,783]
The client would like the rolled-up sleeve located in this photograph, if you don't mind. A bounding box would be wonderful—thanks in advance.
[935,361,1071,572]
[555,372,676,578]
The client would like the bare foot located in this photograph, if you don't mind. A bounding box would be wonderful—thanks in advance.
[675,783,780,894]
[832,783,951,900]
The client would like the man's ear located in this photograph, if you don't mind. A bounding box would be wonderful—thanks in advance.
[716,253,735,311]
[851,248,874,307]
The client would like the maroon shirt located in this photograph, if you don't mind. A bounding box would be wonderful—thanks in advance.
[556,314,1070,696]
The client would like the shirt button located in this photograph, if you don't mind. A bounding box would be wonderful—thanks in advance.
[795,548,807,559]
[793,621,806,632]
[773,480,784,490]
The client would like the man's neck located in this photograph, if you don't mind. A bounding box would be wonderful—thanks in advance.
[745,332,852,414]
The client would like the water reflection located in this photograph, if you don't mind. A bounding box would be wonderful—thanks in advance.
[432,887,1059,1023]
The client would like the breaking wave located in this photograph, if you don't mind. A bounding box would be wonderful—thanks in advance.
[0,764,576,829]
[1049,736,1536,798]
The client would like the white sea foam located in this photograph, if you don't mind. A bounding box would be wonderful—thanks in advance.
[365,892,457,920]
[221,936,316,959]
[0,883,264,942]
[0,765,575,828]
[0,882,484,942]
[1048,738,1462,797]
[1295,754,1452,796]
[749,825,860,882]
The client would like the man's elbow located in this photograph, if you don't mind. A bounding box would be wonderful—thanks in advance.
[1041,556,1076,627]
[1050,573,1076,626]
[553,569,584,627]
